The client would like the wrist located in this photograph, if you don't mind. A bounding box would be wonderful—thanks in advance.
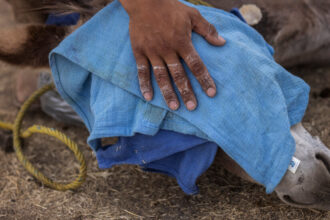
[119,0,169,16]
[119,0,146,15]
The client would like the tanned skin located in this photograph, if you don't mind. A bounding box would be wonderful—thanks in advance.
[119,0,226,111]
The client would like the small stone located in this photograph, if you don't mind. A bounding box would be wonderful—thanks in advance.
[239,4,263,26]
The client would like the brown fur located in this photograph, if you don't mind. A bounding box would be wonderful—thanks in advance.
[0,0,111,66]
[1,0,329,68]
[5,0,48,23]
[208,0,330,67]
[0,25,67,66]
[0,26,28,53]
[35,0,112,20]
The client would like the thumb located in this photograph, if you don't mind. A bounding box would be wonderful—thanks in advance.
[191,11,226,46]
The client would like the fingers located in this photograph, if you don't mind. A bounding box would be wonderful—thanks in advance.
[191,10,226,46]
[166,55,197,111]
[136,52,198,111]
[180,45,216,97]
[150,58,180,110]
[136,54,153,101]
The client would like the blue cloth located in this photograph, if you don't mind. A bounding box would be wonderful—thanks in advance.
[96,8,246,195]
[45,9,216,194]
[230,8,246,23]
[46,13,80,26]
[96,8,248,195]
[49,0,310,193]
[97,130,218,194]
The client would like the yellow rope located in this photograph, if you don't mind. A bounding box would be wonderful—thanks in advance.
[0,84,87,191]
[186,0,213,7]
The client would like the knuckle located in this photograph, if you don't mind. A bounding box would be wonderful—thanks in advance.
[161,50,173,60]
[144,43,162,57]
[139,80,149,88]
[138,76,151,90]
[180,88,191,97]
[153,39,172,55]
[137,65,148,76]
[190,59,204,74]
[159,45,172,55]
[197,74,212,88]
[154,69,168,83]
[162,88,175,100]
[132,45,144,54]
[168,64,186,85]
[208,24,218,36]
[176,37,189,48]
[139,84,151,93]
[190,8,201,18]
[138,73,149,83]
[173,72,186,85]
[145,47,157,57]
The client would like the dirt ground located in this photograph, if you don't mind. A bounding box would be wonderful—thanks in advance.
[0,1,329,219]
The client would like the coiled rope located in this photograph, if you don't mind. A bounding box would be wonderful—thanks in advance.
[0,0,211,191]
[0,84,87,191]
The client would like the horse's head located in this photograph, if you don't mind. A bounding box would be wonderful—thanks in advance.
[275,123,330,210]
[205,0,330,67]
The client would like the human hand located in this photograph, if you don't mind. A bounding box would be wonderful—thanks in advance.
[119,0,226,111]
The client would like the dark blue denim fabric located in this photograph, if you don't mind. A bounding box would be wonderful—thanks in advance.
[46,13,80,26]
[96,130,218,194]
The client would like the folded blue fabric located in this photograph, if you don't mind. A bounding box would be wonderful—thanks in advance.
[49,0,310,193]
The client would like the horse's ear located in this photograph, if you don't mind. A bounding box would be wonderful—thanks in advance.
[0,24,68,67]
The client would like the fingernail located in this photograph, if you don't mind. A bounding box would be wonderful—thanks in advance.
[207,88,216,97]
[218,35,226,43]
[186,101,196,111]
[169,101,179,110]
[143,92,152,101]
